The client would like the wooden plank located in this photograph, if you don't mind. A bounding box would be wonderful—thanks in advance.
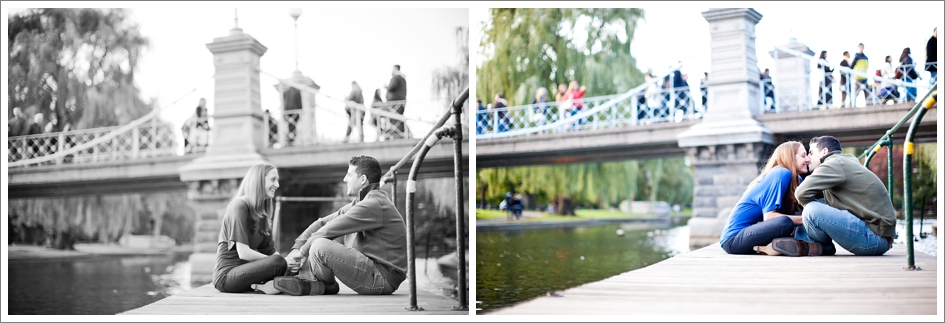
[490,244,937,315]
[121,282,466,315]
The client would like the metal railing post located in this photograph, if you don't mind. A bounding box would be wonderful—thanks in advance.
[886,135,893,202]
[451,92,468,311]
[902,91,935,271]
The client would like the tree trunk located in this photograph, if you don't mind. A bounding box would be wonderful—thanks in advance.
[555,197,575,216]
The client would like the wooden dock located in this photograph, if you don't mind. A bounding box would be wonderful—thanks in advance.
[121,282,466,315]
[491,243,937,315]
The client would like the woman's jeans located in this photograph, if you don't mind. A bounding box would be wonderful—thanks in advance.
[300,238,403,295]
[904,78,917,101]
[797,201,891,256]
[215,254,288,293]
[721,216,795,254]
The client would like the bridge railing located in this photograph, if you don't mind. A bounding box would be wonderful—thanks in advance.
[767,46,935,112]
[476,69,701,140]
[857,87,936,270]
[263,72,447,148]
[8,117,180,167]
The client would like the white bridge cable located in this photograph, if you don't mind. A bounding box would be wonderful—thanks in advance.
[9,75,215,167]
[258,70,438,125]
[773,46,932,90]
[478,66,680,140]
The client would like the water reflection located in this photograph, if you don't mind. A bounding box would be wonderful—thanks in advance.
[8,252,192,315]
[476,220,688,313]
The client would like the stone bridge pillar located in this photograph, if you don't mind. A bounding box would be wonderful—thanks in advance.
[179,24,269,284]
[678,8,774,249]
[770,38,814,111]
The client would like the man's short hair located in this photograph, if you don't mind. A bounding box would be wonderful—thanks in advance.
[393,64,401,71]
[349,155,381,183]
[496,92,504,99]
[810,136,842,153]
[843,51,850,55]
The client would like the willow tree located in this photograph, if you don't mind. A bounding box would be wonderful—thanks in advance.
[8,8,153,131]
[477,157,694,216]
[477,8,646,106]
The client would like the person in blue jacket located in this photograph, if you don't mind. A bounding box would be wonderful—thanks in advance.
[720,141,823,256]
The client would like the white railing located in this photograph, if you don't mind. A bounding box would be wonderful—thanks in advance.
[8,76,214,168]
[263,72,444,148]
[767,46,935,112]
[8,119,179,167]
[476,70,701,139]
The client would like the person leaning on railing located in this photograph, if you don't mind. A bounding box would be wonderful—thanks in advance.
[898,48,919,103]
[926,28,937,85]
[817,51,834,107]
[851,43,871,104]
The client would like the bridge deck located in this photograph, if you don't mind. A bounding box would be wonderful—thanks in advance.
[121,282,465,315]
[491,243,937,315]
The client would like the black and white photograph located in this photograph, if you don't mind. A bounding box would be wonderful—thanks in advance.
[4,3,469,316]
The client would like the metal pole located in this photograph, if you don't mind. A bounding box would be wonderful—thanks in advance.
[886,135,893,203]
[902,91,934,271]
[451,92,468,310]
[273,199,282,254]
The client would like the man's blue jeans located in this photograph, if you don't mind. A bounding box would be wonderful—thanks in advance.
[797,201,891,256]
[300,238,402,295]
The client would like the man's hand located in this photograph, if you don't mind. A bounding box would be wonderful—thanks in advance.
[284,249,303,274]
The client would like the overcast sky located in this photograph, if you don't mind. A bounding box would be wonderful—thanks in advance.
[475,1,943,94]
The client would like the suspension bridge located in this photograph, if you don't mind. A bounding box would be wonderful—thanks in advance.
[7,19,469,313]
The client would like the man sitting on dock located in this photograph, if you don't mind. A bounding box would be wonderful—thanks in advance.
[794,136,897,256]
[279,156,407,296]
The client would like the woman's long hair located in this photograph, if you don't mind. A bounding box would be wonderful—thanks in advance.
[748,141,804,214]
[899,47,911,63]
[234,164,276,236]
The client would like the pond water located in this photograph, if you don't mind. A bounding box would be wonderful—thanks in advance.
[475,217,937,313]
[7,252,460,315]
[475,218,690,314]
[7,252,194,315]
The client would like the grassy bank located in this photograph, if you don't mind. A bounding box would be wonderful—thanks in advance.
[476,208,692,222]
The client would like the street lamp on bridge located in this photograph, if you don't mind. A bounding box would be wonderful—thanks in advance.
[289,8,302,72]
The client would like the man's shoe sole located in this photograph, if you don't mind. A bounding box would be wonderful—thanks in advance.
[771,237,809,257]
[274,276,325,296]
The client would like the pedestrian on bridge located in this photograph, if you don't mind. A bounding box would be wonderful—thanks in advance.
[899,47,919,103]
[213,164,291,294]
[531,87,551,128]
[760,68,775,111]
[476,97,488,135]
[493,92,510,133]
[850,43,871,105]
[839,51,852,107]
[8,107,27,137]
[344,81,365,143]
[817,51,834,107]
[385,65,408,139]
[926,28,937,85]
[567,81,586,130]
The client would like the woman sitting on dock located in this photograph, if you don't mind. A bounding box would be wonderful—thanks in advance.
[719,141,823,257]
[212,164,296,293]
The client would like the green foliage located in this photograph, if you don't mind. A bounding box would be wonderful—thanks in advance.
[8,8,153,131]
[477,8,645,105]
[864,143,937,213]
[7,192,195,249]
[431,26,469,108]
[476,157,694,210]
